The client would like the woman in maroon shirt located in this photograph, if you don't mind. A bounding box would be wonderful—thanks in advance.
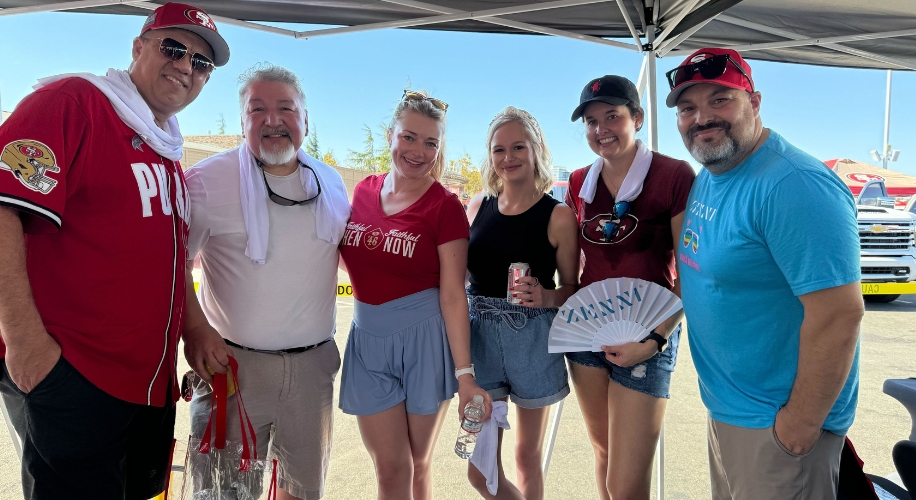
[564,76,695,500]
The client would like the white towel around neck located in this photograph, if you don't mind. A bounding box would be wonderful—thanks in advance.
[469,401,511,495]
[579,139,653,204]
[34,69,184,161]
[238,142,351,264]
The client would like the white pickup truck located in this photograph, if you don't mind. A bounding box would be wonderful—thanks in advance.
[855,179,916,303]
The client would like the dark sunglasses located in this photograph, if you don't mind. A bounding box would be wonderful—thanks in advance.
[582,201,631,244]
[144,36,215,74]
[256,158,322,206]
[402,90,448,111]
[665,53,753,92]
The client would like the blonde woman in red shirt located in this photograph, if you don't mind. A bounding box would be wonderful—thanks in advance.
[339,91,491,500]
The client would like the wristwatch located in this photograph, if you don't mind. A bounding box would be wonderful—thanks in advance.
[641,332,668,352]
[455,364,476,380]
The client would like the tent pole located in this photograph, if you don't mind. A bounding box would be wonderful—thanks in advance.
[645,28,664,500]
[646,28,659,152]
[883,70,892,169]
[541,399,564,476]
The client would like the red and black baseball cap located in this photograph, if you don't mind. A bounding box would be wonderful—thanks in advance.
[140,2,230,67]
[665,48,754,108]
[571,75,640,121]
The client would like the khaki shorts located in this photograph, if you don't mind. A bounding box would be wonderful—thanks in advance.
[190,340,341,500]
[707,417,844,500]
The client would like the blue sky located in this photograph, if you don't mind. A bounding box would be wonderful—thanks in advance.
[1,11,914,175]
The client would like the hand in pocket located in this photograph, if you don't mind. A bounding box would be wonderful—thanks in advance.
[5,333,61,394]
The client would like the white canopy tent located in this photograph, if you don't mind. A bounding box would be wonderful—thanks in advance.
[1,0,914,496]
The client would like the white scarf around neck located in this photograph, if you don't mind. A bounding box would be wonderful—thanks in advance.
[239,142,351,264]
[34,69,184,161]
[579,139,653,204]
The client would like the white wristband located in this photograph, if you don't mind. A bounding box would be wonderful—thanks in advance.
[455,365,475,380]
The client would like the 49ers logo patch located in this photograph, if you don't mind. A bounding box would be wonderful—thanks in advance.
[185,9,216,31]
[0,140,60,194]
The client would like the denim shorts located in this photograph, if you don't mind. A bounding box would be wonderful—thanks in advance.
[565,325,681,399]
[469,295,570,408]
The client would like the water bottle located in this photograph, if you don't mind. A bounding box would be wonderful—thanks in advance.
[454,395,485,459]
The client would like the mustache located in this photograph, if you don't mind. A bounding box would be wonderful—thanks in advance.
[688,121,731,140]
[261,128,291,137]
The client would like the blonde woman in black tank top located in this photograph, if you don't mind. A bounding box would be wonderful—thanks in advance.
[464,107,579,500]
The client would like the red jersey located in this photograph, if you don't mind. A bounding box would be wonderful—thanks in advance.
[340,174,469,305]
[0,78,188,406]
[565,153,695,289]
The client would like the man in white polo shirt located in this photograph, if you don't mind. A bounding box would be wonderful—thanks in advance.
[181,63,350,500]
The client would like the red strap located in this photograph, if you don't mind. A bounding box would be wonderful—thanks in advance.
[267,459,278,500]
[197,361,230,453]
[226,357,257,471]
[212,368,228,450]
[196,357,259,473]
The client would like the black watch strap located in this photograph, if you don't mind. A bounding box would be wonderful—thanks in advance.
[641,332,668,352]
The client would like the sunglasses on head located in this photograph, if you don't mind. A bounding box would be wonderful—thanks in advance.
[665,53,752,92]
[402,90,448,112]
[256,157,322,206]
[144,36,215,74]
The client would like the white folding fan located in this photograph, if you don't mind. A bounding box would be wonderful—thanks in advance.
[548,277,682,353]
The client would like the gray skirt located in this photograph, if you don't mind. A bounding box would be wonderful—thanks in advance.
[339,288,458,416]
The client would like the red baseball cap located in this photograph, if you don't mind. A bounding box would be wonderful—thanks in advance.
[140,2,230,67]
[665,48,754,108]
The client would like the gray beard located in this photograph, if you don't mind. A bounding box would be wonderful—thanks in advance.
[689,135,741,175]
[258,142,297,166]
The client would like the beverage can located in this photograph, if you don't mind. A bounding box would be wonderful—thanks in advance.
[507,262,531,305]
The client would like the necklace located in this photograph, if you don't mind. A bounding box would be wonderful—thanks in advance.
[604,175,622,197]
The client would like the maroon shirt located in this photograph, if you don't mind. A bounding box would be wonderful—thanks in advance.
[565,153,695,289]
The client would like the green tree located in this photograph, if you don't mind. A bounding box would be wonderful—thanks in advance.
[376,123,391,173]
[346,123,391,173]
[217,113,226,135]
[305,126,321,158]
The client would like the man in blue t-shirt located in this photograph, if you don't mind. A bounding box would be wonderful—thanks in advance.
[666,48,863,500]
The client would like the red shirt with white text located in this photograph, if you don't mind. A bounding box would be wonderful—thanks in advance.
[0,78,188,406]
[340,174,469,305]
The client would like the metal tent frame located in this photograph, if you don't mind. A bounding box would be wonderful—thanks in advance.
[2,0,915,497]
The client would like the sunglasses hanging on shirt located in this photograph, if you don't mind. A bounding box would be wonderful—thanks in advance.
[581,201,635,245]
[256,158,322,206]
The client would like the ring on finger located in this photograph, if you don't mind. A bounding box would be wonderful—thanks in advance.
[532,277,540,287]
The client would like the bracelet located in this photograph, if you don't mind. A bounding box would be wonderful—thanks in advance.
[455,364,475,380]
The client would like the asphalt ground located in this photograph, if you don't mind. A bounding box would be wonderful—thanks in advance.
[0,293,913,499]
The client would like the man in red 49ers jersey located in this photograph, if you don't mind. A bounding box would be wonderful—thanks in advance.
[0,3,228,499]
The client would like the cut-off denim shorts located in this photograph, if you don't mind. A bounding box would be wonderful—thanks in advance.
[469,295,570,409]
[565,324,681,399]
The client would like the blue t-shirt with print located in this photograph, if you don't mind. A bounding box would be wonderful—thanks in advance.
[679,131,861,434]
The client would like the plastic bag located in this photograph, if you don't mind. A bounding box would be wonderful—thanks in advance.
[170,357,277,500]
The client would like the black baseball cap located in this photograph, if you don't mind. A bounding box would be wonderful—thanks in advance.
[571,75,640,121]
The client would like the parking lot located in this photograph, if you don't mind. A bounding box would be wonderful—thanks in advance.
[0,294,913,499]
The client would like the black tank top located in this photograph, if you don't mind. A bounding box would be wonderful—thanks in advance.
[467,194,560,298]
